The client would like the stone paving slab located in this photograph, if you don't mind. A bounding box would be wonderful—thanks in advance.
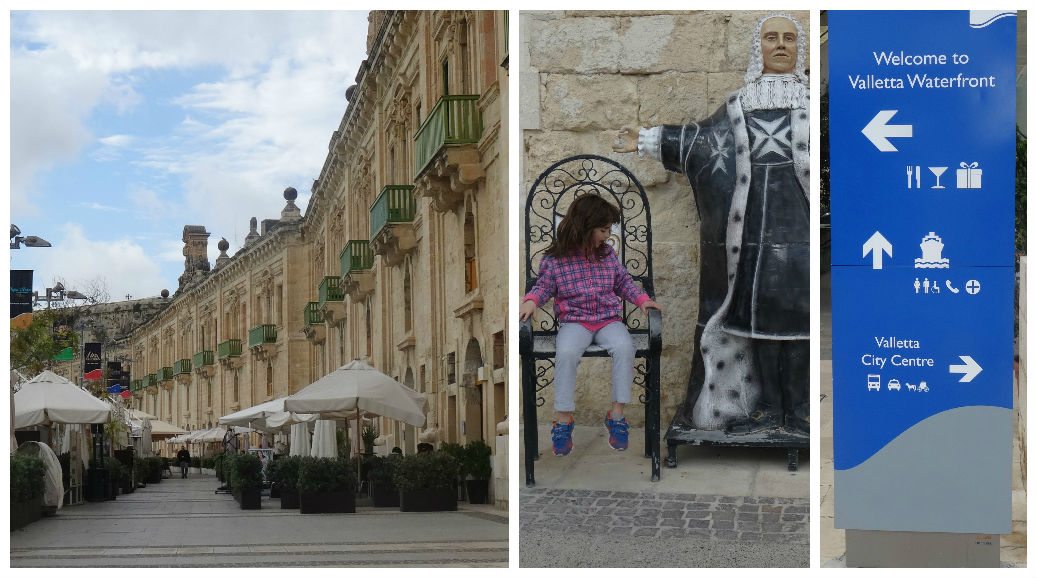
[10,473,508,568]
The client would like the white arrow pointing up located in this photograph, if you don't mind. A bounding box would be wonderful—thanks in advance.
[862,231,893,269]
[949,355,983,383]
[862,110,913,152]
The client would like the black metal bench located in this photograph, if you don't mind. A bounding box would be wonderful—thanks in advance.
[520,155,663,486]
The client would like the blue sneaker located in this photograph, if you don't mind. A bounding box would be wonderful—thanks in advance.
[551,419,574,456]
[605,411,629,451]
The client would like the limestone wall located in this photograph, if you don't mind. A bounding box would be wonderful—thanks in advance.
[521,10,810,427]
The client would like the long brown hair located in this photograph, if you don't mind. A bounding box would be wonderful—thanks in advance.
[546,194,621,260]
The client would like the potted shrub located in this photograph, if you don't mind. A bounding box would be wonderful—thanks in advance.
[214,453,226,483]
[439,442,467,500]
[393,451,459,512]
[133,456,147,488]
[230,453,262,510]
[274,456,301,509]
[266,459,281,499]
[107,458,123,500]
[11,453,45,530]
[462,440,493,505]
[298,456,357,514]
[367,454,402,507]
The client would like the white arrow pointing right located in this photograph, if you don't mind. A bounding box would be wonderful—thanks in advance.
[949,355,983,383]
[862,231,893,270]
[862,110,913,152]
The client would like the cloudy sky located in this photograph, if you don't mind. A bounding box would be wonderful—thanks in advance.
[9,10,369,301]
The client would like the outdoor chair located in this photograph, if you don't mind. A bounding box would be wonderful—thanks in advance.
[520,154,663,486]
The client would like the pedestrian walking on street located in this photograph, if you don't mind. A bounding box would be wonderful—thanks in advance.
[176,446,191,479]
[518,195,661,457]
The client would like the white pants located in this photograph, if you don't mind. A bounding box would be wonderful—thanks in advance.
[554,322,636,412]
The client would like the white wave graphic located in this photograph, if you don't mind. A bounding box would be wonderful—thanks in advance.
[969,10,1017,29]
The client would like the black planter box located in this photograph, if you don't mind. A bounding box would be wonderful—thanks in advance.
[465,479,490,504]
[370,482,400,507]
[238,488,262,510]
[270,483,281,499]
[280,489,300,509]
[299,489,355,514]
[10,495,42,531]
[85,467,109,502]
[399,487,457,512]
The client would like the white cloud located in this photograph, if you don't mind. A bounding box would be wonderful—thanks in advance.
[30,224,169,301]
[79,202,126,213]
[127,186,177,220]
[98,134,135,147]
[11,11,369,235]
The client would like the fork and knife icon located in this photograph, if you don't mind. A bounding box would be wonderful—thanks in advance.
[906,165,920,188]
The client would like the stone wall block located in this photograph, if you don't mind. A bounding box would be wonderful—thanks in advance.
[635,13,728,74]
[540,74,638,132]
[523,131,671,191]
[706,72,745,114]
[528,17,621,74]
[637,72,709,129]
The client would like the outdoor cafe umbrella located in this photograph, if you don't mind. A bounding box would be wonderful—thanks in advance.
[284,359,427,426]
[218,397,316,433]
[14,370,112,428]
[309,420,337,458]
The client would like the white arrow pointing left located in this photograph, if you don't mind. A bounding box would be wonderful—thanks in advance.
[949,355,983,383]
[862,110,913,152]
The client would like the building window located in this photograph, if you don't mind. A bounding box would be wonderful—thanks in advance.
[441,59,449,96]
[266,362,273,397]
[233,372,239,402]
[446,352,456,385]
[207,378,212,408]
[464,202,478,293]
[493,331,505,370]
[365,301,372,358]
[276,284,283,326]
[404,265,413,332]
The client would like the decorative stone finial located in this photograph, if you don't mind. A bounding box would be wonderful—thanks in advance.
[215,237,231,269]
[244,216,261,246]
[281,186,302,222]
[160,289,170,299]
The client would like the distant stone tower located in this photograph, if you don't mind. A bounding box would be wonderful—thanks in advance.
[178,225,211,290]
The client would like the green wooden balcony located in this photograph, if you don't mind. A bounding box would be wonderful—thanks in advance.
[131,379,143,392]
[414,95,482,178]
[340,240,373,275]
[159,366,174,381]
[173,359,192,375]
[318,276,345,307]
[370,185,416,239]
[193,350,214,368]
[305,301,324,325]
[217,339,242,359]
[248,324,277,348]
[146,373,158,388]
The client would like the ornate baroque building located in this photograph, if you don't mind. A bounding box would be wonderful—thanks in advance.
[125,10,509,507]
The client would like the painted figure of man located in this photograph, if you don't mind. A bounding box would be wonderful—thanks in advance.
[613,14,809,434]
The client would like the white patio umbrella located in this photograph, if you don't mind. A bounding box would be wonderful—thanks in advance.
[146,419,188,440]
[289,422,311,457]
[284,360,428,427]
[13,370,112,428]
[218,397,316,433]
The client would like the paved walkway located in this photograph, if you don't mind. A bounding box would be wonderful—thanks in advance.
[10,473,507,567]
[520,423,808,567]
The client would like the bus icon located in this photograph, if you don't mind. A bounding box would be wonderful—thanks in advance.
[867,374,881,391]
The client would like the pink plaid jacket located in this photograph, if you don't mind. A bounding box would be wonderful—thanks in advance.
[524,245,650,325]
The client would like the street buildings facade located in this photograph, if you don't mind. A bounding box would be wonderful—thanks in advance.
[121,10,509,507]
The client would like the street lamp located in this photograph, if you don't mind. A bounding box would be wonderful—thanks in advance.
[10,224,52,249]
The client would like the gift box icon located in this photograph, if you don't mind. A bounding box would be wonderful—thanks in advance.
[956,161,982,189]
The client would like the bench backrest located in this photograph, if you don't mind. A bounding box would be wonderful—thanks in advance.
[524,154,654,334]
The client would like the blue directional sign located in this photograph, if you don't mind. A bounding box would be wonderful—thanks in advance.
[829,11,1016,534]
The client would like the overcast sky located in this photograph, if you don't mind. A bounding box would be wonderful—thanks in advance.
[9,10,368,301]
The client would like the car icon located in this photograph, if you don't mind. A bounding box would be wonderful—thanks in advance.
[867,374,881,391]
[887,379,901,391]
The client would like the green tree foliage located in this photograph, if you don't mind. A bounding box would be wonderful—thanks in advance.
[10,310,78,375]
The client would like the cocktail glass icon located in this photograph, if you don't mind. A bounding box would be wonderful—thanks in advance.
[929,167,948,189]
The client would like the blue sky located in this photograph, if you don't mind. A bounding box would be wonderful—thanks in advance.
[9,11,369,301]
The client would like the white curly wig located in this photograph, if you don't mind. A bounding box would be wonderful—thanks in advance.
[744,13,808,85]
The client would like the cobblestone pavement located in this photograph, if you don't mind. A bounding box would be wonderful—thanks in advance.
[10,473,507,567]
[521,487,808,543]
[520,487,808,567]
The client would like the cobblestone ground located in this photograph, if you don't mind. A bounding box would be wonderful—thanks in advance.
[11,473,508,568]
[520,487,808,567]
